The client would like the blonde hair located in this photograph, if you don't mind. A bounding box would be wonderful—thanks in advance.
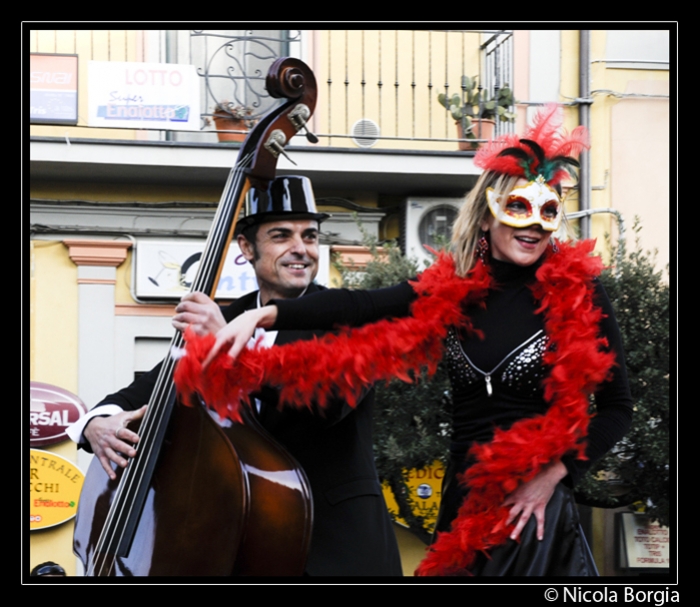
[450,172,521,276]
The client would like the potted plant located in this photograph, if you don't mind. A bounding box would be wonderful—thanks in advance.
[437,76,516,150]
[210,101,257,142]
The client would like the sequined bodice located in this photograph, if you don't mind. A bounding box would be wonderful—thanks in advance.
[445,328,549,398]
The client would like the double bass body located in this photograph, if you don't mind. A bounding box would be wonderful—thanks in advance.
[74,400,312,576]
[74,403,247,576]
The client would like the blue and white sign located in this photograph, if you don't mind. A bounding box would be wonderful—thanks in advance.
[88,61,201,130]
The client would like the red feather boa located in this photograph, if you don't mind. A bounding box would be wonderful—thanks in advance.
[173,239,615,576]
[416,240,615,576]
[173,251,491,421]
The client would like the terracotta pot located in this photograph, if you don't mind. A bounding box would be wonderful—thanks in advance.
[457,119,496,151]
[212,113,249,142]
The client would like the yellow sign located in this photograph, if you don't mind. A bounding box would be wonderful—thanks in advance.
[29,449,84,530]
[382,460,445,532]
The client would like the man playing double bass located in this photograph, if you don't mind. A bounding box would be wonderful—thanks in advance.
[68,176,403,577]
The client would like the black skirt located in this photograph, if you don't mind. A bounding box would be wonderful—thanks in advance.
[433,460,598,576]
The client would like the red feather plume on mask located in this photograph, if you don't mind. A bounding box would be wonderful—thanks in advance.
[474,104,590,187]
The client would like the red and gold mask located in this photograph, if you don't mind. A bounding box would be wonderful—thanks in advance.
[486,176,562,232]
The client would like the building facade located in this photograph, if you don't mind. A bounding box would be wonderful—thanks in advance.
[28,28,671,577]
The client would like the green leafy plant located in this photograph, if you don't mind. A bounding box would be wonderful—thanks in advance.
[575,221,670,527]
[437,75,516,140]
[334,225,427,290]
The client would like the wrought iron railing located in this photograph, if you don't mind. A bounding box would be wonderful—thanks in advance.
[480,30,515,138]
[189,30,301,126]
[29,29,515,151]
[185,29,515,150]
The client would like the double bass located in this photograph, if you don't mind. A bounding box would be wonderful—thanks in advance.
[73,58,317,576]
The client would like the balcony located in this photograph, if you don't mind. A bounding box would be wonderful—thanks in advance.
[29,29,515,196]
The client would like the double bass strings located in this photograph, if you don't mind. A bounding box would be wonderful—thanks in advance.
[89,152,255,576]
[90,157,253,575]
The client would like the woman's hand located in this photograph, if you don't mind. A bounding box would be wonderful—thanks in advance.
[502,458,568,542]
[83,406,147,480]
[203,305,279,366]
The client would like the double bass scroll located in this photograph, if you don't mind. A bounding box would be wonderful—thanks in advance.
[73,58,318,577]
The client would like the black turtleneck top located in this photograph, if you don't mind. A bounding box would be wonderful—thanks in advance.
[273,257,633,486]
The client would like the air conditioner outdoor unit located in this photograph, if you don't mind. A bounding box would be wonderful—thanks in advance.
[403,197,465,267]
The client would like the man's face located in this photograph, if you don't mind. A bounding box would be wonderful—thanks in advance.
[237,218,320,304]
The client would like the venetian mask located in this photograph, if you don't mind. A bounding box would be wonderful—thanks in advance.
[486,176,562,232]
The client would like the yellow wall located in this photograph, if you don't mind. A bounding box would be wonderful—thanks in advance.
[29,240,81,575]
[115,251,137,305]
[30,240,78,390]
[304,30,481,151]
[31,180,222,205]
[559,30,670,270]
[608,81,669,271]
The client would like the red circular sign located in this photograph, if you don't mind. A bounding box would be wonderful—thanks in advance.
[30,382,87,447]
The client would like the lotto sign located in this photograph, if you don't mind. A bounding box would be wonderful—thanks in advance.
[88,61,201,130]
[30,449,84,530]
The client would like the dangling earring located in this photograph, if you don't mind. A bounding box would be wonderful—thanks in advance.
[476,233,490,263]
[550,238,560,254]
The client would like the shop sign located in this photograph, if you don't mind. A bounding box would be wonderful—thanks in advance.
[30,53,79,125]
[30,449,84,530]
[618,512,670,569]
[87,61,200,130]
[134,239,330,300]
[30,382,87,447]
[382,460,445,532]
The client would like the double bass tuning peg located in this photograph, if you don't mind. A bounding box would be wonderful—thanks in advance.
[304,129,319,144]
[265,130,297,166]
[264,101,319,166]
[288,104,318,144]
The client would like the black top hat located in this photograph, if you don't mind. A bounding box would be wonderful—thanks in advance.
[236,176,328,234]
